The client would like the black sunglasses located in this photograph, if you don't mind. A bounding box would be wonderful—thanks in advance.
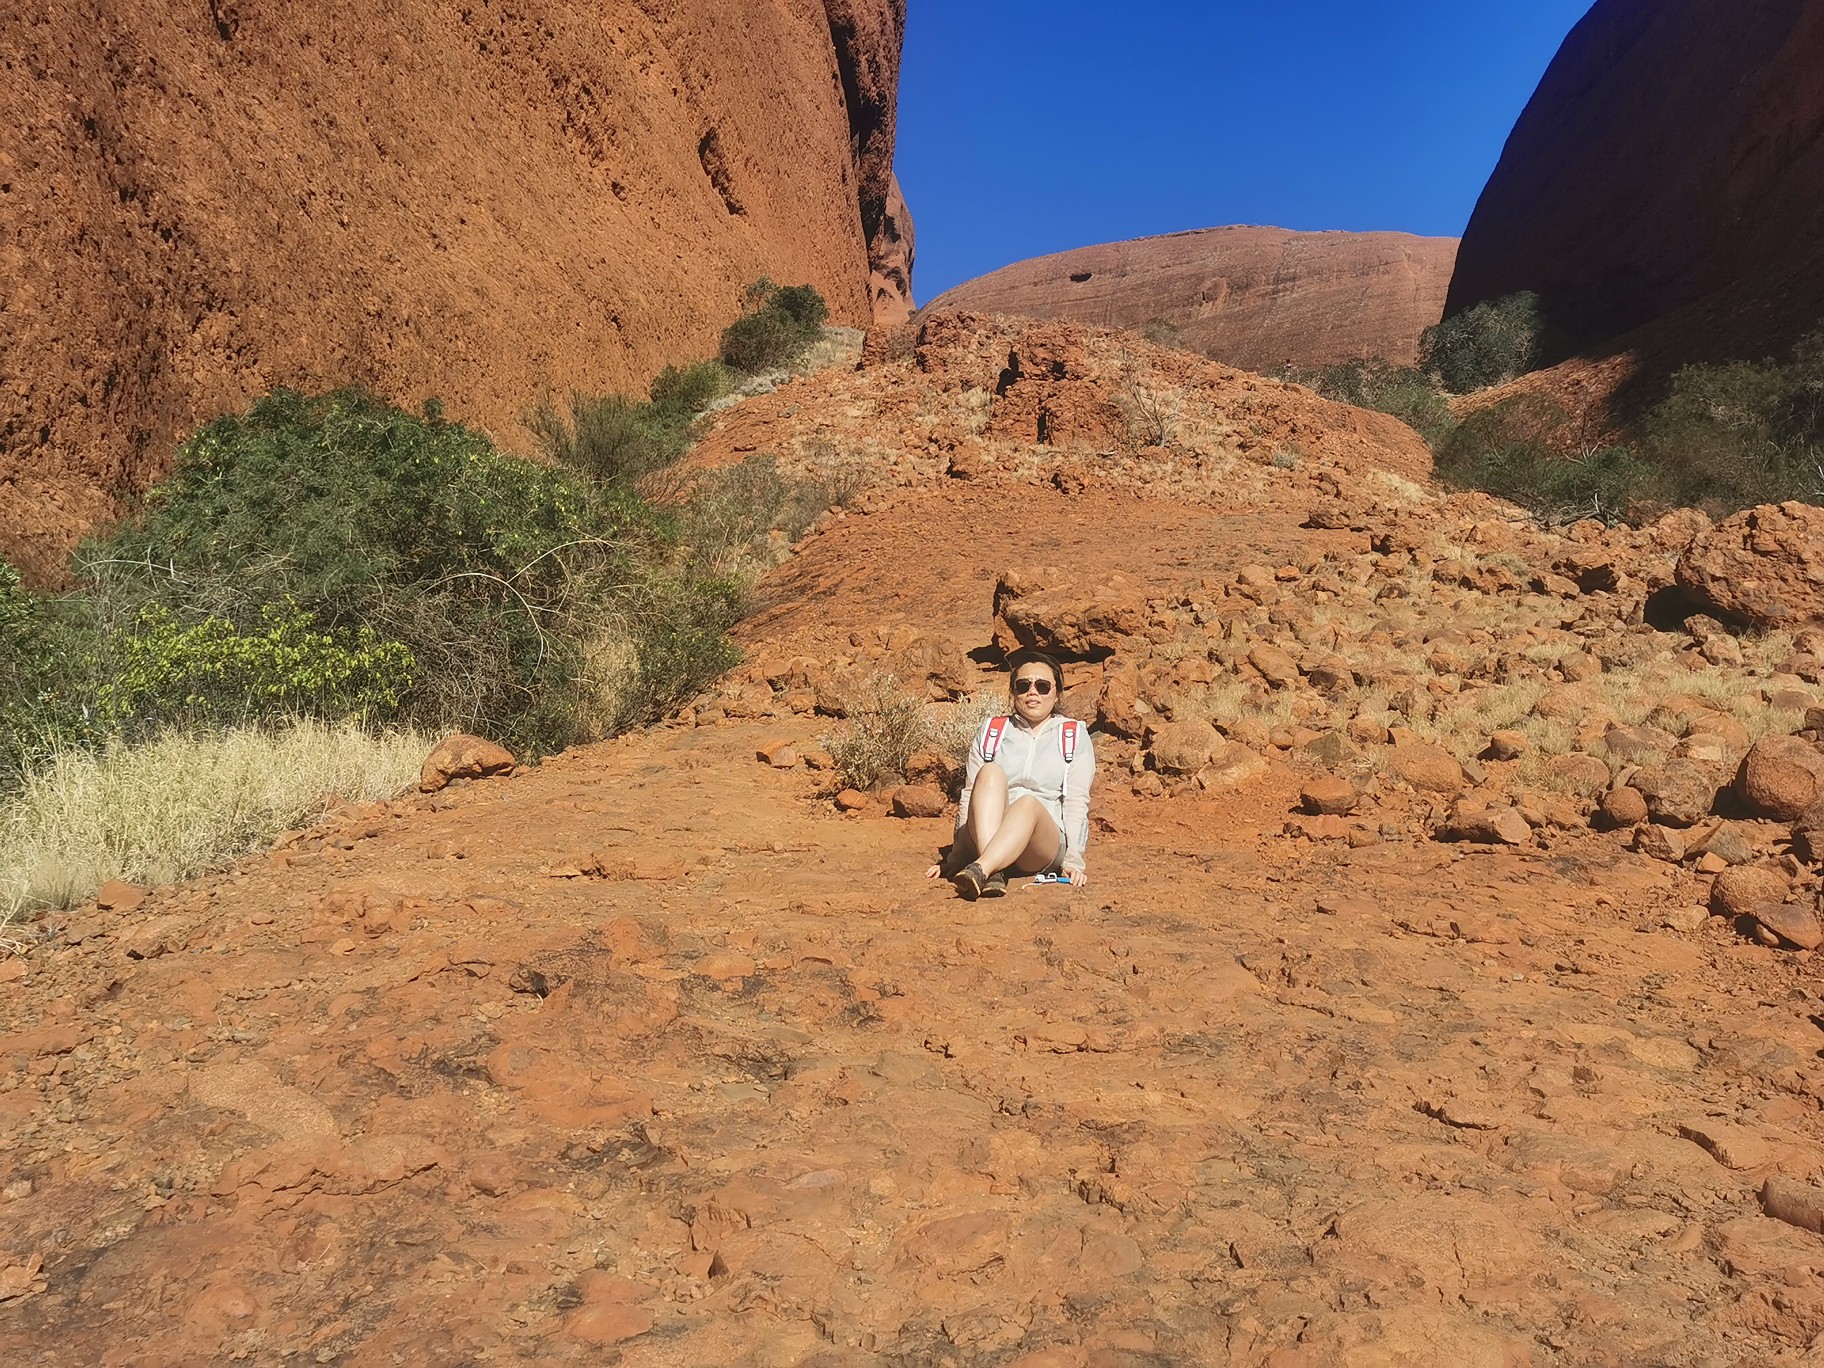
[1012,676,1055,696]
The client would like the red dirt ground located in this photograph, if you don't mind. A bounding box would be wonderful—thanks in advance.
[5,320,1824,1365]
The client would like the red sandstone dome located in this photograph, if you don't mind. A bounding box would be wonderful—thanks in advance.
[920,226,1459,374]
[0,0,912,581]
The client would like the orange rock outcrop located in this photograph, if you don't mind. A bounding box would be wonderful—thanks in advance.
[0,0,910,581]
[921,226,1458,372]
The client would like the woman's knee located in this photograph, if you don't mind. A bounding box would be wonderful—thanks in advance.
[976,762,1008,788]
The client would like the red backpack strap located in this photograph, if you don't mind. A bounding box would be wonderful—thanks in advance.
[982,716,1010,763]
[1059,719,1079,763]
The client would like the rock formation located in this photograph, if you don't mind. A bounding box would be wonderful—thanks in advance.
[1445,0,1824,368]
[0,0,910,580]
[921,226,1458,372]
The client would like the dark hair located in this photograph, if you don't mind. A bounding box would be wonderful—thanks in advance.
[1006,647,1064,694]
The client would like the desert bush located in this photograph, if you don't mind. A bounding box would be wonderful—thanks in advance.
[1288,360,1454,446]
[1118,368,1180,448]
[1421,292,1542,394]
[1639,335,1824,511]
[1436,395,1651,523]
[530,360,729,493]
[87,388,652,755]
[826,674,935,792]
[605,573,746,731]
[1139,318,1183,349]
[0,720,428,925]
[1436,327,1824,522]
[648,361,729,418]
[678,453,865,578]
[720,280,829,374]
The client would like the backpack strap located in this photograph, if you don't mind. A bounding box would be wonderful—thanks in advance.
[1059,719,1079,764]
[982,715,1010,763]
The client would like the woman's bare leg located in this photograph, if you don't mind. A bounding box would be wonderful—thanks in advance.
[963,763,1009,861]
[975,795,1061,876]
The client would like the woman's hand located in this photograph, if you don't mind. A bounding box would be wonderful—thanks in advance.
[1064,867,1088,889]
[925,863,944,880]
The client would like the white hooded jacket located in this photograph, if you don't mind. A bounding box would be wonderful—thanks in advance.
[956,712,1096,875]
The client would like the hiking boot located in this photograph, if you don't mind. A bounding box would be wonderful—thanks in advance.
[953,862,988,900]
[981,870,1008,897]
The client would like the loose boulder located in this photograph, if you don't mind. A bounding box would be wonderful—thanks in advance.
[1149,720,1220,777]
[1737,734,1824,820]
[889,785,947,819]
[1709,864,1791,921]
[1627,760,1718,828]
[1677,502,1824,629]
[421,734,516,793]
[1387,743,1465,795]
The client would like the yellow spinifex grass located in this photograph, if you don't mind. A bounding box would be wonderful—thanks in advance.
[0,720,430,934]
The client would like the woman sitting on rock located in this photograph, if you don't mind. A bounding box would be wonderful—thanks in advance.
[927,647,1097,898]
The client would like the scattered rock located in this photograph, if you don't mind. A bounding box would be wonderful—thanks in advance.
[1661,905,1712,932]
[1388,742,1466,795]
[1679,1121,1776,1171]
[1199,742,1268,791]
[94,880,147,913]
[1709,864,1791,921]
[421,734,516,793]
[1484,730,1528,761]
[834,788,871,812]
[756,740,798,768]
[888,785,947,819]
[1547,752,1611,797]
[1596,787,1649,830]
[1438,803,1531,846]
[1632,823,1686,863]
[1737,734,1824,820]
[1678,502,1824,628]
[1248,642,1301,688]
[1300,777,1358,816]
[1687,822,1756,866]
[1627,760,1718,827]
[1148,720,1220,777]
[1751,901,1823,951]
[1761,1177,1824,1235]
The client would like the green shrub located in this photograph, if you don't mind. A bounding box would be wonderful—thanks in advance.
[1639,344,1824,511]
[678,454,862,577]
[609,573,745,729]
[1288,360,1455,446]
[528,391,691,491]
[1421,292,1543,394]
[648,361,729,418]
[1435,395,1652,522]
[719,280,829,374]
[531,362,729,493]
[86,388,649,755]
[97,603,414,727]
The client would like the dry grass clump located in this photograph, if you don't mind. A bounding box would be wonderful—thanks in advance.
[0,721,428,930]
[824,679,1007,793]
[824,675,933,792]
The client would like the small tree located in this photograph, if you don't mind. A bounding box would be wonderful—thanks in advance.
[1421,292,1543,394]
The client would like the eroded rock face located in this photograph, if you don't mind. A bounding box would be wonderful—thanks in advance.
[1446,0,1824,367]
[1677,503,1824,629]
[0,0,909,581]
[924,227,1459,371]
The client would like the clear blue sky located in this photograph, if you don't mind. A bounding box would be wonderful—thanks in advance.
[898,0,1596,303]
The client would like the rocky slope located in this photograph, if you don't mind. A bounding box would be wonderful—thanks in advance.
[12,317,1824,1361]
[0,0,910,582]
[1446,0,1824,370]
[923,226,1458,372]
